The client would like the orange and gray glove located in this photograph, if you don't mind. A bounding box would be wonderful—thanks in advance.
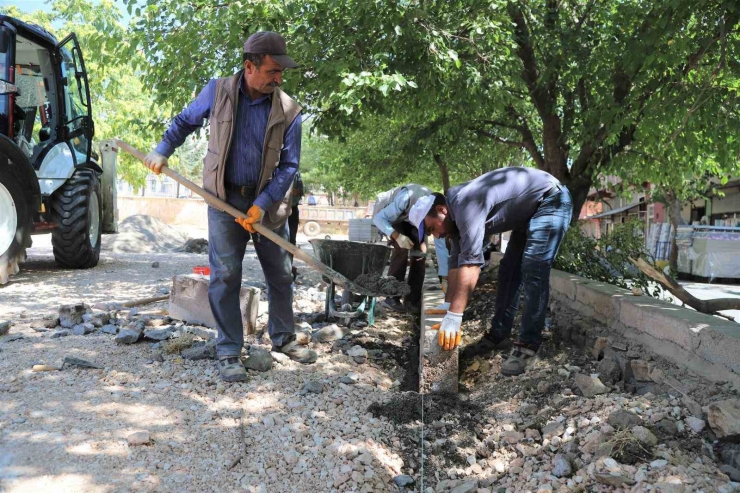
[440,276,448,294]
[431,311,462,351]
[144,151,168,174]
[393,232,415,250]
[235,205,264,233]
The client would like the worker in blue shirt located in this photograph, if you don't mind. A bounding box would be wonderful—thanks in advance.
[409,167,572,376]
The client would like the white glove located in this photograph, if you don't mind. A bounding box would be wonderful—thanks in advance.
[144,151,168,175]
[432,311,463,350]
[394,233,414,250]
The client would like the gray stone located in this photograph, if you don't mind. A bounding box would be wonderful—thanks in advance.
[58,304,89,328]
[303,380,324,394]
[450,481,478,493]
[707,399,740,441]
[0,320,12,336]
[151,261,160,268]
[270,351,290,364]
[181,341,217,360]
[608,409,641,429]
[143,327,174,341]
[682,395,704,418]
[632,426,658,446]
[50,329,70,339]
[575,374,608,398]
[340,372,360,385]
[63,356,103,369]
[392,475,415,487]
[187,326,218,340]
[115,326,142,344]
[244,347,273,372]
[685,416,706,433]
[656,419,679,436]
[101,324,118,335]
[720,465,740,482]
[312,324,348,343]
[72,323,95,335]
[595,473,635,487]
[597,356,622,384]
[552,454,572,478]
[542,421,565,439]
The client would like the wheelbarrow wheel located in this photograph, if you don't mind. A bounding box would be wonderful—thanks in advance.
[303,221,321,236]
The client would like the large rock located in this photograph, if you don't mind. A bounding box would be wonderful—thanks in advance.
[0,320,11,336]
[707,399,740,441]
[575,374,608,397]
[144,327,175,341]
[609,409,642,429]
[311,324,348,343]
[181,341,217,360]
[625,360,651,382]
[244,347,273,372]
[552,454,572,478]
[597,356,622,384]
[631,426,658,446]
[59,304,90,328]
[115,326,142,344]
[72,323,96,335]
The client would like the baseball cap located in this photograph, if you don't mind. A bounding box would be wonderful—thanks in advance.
[243,31,298,69]
[409,194,436,243]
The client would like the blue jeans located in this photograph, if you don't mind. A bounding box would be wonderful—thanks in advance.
[208,190,295,358]
[490,185,572,348]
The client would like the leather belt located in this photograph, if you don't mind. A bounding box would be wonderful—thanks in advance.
[225,183,257,197]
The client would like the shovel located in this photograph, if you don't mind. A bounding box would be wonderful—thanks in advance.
[115,140,384,297]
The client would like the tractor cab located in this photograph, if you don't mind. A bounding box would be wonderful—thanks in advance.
[0,19,92,175]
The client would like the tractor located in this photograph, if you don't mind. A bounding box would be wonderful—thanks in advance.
[0,15,117,284]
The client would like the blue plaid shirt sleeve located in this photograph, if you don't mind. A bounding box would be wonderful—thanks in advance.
[154,80,215,157]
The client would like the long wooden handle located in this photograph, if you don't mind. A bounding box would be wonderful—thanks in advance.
[115,140,357,290]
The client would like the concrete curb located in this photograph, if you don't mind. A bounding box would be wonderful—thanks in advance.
[419,267,458,393]
[491,253,740,388]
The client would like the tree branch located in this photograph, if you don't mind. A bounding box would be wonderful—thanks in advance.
[473,129,526,148]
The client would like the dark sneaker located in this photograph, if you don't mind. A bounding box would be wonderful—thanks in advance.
[500,343,539,376]
[381,298,406,313]
[460,334,513,360]
[276,341,317,364]
[217,357,248,382]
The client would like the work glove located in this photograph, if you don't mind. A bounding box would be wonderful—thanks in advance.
[394,233,414,250]
[426,301,450,315]
[235,205,264,233]
[144,151,168,175]
[440,276,448,294]
[431,311,463,351]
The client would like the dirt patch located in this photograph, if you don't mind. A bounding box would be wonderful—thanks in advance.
[368,392,482,426]
[354,273,411,297]
[103,215,191,253]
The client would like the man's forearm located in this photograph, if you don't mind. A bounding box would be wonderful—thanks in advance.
[449,265,480,313]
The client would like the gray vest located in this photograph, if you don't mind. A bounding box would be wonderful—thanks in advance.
[373,184,432,226]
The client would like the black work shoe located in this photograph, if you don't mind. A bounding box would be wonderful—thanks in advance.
[381,298,406,313]
[217,357,248,382]
[460,334,513,360]
[500,342,539,376]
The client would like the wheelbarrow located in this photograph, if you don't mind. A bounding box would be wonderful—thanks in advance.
[309,239,391,326]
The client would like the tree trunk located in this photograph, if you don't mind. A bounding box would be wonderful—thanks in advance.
[631,257,740,316]
[433,154,450,192]
[664,188,686,273]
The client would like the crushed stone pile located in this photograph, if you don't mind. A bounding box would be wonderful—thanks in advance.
[354,273,411,297]
[103,215,202,254]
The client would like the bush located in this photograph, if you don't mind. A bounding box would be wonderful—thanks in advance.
[554,219,660,297]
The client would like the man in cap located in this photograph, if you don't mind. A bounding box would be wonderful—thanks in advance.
[372,184,450,314]
[409,167,572,376]
[144,31,316,382]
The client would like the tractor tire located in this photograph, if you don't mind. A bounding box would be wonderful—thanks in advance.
[51,169,102,269]
[0,168,31,284]
[303,221,321,237]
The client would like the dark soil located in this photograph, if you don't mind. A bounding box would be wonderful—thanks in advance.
[354,273,411,297]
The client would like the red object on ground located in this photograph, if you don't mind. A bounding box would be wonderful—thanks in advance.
[193,266,210,276]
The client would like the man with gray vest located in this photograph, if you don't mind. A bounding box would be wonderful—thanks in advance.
[409,167,572,376]
[373,184,449,313]
[144,31,316,382]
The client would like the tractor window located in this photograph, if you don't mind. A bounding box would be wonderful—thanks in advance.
[60,44,89,162]
[13,35,56,166]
